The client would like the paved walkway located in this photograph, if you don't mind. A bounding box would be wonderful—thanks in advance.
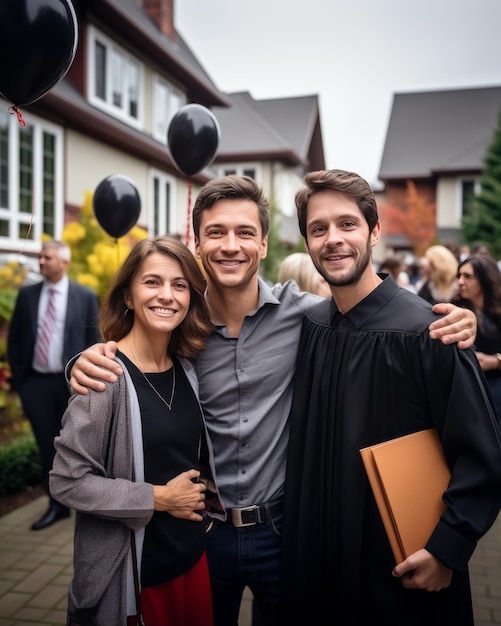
[0,495,499,624]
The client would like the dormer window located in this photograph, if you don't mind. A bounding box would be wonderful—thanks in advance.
[153,76,185,143]
[87,26,143,129]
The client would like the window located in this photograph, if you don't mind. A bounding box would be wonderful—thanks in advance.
[87,26,143,128]
[149,170,178,237]
[153,76,185,143]
[457,177,480,219]
[219,164,259,180]
[0,107,63,247]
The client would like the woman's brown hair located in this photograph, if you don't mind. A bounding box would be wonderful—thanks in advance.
[99,235,213,359]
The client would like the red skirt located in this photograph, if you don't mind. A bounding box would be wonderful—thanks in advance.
[140,551,213,626]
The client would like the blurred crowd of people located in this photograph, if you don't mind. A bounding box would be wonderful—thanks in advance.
[376,241,501,422]
[277,243,501,417]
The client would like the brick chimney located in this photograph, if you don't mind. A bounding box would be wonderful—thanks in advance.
[143,0,175,40]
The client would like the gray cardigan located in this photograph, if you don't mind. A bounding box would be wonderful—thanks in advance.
[50,357,225,626]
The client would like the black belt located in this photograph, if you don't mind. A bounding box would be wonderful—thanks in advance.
[228,499,282,527]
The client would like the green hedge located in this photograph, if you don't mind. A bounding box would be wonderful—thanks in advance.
[0,432,42,496]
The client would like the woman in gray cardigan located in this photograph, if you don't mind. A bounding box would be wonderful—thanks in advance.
[50,236,225,626]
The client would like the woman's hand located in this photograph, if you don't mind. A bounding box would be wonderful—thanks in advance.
[392,549,452,592]
[153,469,206,521]
[475,351,500,371]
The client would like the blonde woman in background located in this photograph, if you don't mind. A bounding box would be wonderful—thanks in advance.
[278,252,331,297]
[418,244,459,304]
[378,255,416,293]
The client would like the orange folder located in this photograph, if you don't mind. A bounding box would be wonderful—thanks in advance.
[360,428,451,564]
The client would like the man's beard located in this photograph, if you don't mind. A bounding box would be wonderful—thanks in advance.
[314,238,372,287]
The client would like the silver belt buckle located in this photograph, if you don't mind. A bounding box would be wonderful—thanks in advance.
[231,505,259,527]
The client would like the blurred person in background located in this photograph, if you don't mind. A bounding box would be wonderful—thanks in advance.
[413,255,431,293]
[471,242,493,257]
[278,251,331,297]
[418,245,459,305]
[8,240,100,531]
[378,255,416,293]
[456,254,501,424]
[459,245,471,263]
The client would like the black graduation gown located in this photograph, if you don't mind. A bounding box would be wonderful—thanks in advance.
[280,276,501,626]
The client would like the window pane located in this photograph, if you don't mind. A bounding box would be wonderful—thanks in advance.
[128,61,139,119]
[18,222,34,240]
[243,169,256,179]
[19,125,33,214]
[95,41,106,100]
[164,181,171,234]
[155,82,169,138]
[43,132,56,236]
[0,220,8,236]
[461,180,476,217]
[168,91,183,125]
[153,177,160,235]
[0,109,8,208]
[111,50,124,108]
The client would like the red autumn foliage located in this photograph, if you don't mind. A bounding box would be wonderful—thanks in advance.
[379,181,436,256]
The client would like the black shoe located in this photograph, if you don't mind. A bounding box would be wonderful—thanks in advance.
[31,504,70,531]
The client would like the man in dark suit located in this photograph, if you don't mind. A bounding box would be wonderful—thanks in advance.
[8,240,101,530]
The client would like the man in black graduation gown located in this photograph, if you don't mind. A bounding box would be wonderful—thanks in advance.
[280,169,501,626]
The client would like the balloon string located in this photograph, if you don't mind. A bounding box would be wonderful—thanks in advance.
[9,106,26,127]
[185,177,192,248]
[19,187,35,255]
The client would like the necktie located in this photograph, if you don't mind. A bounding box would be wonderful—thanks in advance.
[35,287,57,366]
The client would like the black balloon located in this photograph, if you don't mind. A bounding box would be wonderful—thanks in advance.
[93,175,141,239]
[168,104,220,177]
[0,0,78,106]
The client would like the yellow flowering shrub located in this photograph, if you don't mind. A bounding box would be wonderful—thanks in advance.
[62,191,148,305]
[0,262,29,324]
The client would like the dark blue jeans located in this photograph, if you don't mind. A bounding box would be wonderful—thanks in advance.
[206,512,282,626]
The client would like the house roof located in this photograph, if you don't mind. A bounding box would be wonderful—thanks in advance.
[213,92,326,171]
[28,2,326,180]
[75,0,229,107]
[378,85,501,181]
[31,79,215,182]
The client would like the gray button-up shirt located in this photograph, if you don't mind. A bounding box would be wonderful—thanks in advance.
[194,277,323,509]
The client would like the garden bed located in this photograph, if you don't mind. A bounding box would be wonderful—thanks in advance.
[0,482,44,517]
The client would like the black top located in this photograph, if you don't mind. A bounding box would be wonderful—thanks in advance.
[453,298,501,382]
[280,276,501,625]
[118,352,207,587]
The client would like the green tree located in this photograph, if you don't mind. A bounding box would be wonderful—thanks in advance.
[462,110,501,258]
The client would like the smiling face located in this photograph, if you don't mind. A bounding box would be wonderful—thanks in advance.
[124,252,191,339]
[194,198,268,291]
[305,189,380,290]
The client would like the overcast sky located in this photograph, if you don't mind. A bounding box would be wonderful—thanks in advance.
[176,0,501,186]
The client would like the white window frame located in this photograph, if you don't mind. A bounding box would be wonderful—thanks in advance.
[217,163,261,181]
[278,172,295,218]
[152,75,185,144]
[149,170,178,237]
[455,176,481,221]
[0,106,64,251]
[87,25,144,130]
